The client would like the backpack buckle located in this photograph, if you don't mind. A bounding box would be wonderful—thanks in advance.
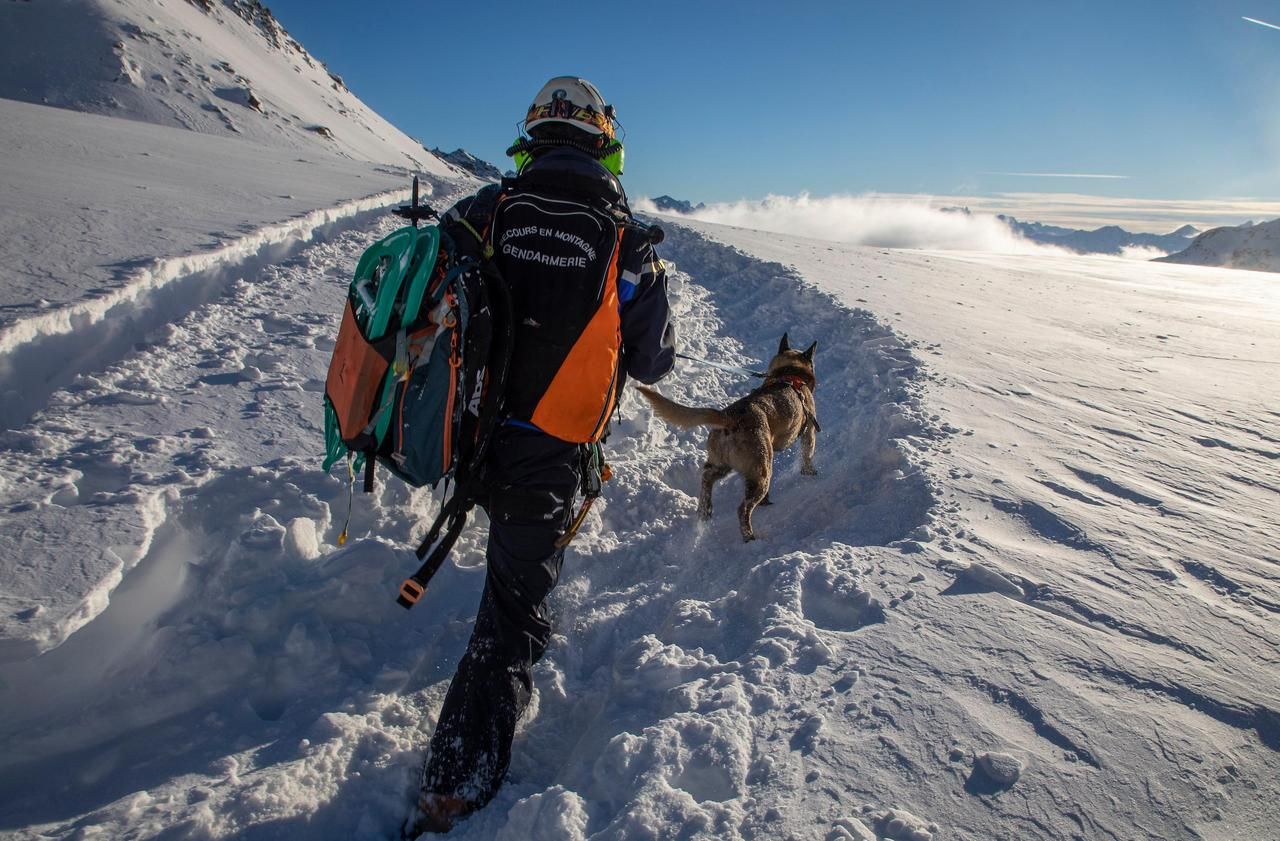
[397,578,426,609]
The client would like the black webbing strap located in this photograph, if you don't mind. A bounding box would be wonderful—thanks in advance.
[394,211,513,611]
[363,452,376,493]
[396,485,478,609]
[396,506,470,609]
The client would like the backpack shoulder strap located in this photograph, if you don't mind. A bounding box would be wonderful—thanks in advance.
[444,184,505,259]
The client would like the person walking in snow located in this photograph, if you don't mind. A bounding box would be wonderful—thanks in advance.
[408,76,675,835]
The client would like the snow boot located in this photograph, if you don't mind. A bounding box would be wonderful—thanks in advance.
[402,793,472,838]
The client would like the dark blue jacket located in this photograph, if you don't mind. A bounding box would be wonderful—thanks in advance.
[443,150,675,434]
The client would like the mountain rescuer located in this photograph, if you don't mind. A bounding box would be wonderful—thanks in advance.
[407,76,675,835]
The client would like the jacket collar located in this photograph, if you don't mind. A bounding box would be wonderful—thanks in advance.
[516,148,627,209]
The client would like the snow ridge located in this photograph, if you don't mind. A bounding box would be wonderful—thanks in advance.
[0,187,410,358]
[0,186,414,430]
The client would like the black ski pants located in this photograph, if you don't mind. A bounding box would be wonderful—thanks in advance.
[421,426,581,808]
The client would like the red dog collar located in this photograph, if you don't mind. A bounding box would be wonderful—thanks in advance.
[778,374,814,393]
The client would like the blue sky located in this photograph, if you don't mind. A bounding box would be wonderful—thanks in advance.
[266,0,1280,226]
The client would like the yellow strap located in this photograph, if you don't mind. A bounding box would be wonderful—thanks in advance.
[456,217,493,260]
[337,455,356,546]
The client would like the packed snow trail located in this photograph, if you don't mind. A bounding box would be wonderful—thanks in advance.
[0,208,478,838]
[1,207,1277,841]
[0,204,938,839]
[0,185,412,432]
[0,178,473,660]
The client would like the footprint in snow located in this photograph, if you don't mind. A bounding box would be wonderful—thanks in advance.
[965,750,1025,794]
[802,565,885,632]
[866,806,938,841]
[827,817,876,841]
[943,562,1025,599]
[790,713,824,753]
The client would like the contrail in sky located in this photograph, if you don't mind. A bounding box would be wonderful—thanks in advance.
[983,172,1130,179]
[1243,16,1280,31]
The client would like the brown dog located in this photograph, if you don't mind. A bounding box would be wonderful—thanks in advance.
[637,334,819,541]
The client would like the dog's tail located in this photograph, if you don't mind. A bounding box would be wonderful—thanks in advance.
[635,386,731,429]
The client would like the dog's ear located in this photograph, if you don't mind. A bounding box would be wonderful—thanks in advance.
[802,341,817,361]
[778,333,791,354]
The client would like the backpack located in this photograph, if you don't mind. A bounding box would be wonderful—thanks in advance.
[322,179,512,607]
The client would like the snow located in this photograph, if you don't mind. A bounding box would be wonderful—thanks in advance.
[0,100,473,658]
[0,97,433,328]
[1,1,1277,838]
[2,201,1276,839]
[0,0,445,173]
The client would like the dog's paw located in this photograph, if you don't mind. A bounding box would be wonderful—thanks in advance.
[801,465,819,476]
[742,532,756,543]
[760,494,774,506]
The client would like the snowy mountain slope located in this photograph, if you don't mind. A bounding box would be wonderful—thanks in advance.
[1158,217,1280,272]
[0,0,445,172]
[431,148,505,182]
[0,0,472,382]
[0,97,444,330]
[0,0,482,583]
[0,193,1276,841]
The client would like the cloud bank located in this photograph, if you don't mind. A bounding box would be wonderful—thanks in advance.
[1119,245,1170,261]
[965,193,1280,233]
[638,191,1280,254]
[635,193,1054,254]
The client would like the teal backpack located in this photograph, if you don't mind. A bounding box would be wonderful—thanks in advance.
[322,178,512,606]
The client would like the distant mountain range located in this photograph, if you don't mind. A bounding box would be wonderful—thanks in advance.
[1157,218,1280,272]
[939,209,1199,256]
[999,216,1200,256]
[430,147,503,182]
[650,195,706,215]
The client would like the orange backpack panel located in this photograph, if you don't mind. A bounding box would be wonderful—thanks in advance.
[326,301,392,443]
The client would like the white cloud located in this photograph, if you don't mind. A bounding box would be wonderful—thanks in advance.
[1119,245,1169,261]
[635,192,1058,254]
[959,192,1280,232]
[636,191,1280,253]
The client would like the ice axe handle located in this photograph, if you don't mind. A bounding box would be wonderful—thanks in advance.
[393,175,438,226]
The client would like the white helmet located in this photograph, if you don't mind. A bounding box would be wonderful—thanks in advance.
[525,76,616,139]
